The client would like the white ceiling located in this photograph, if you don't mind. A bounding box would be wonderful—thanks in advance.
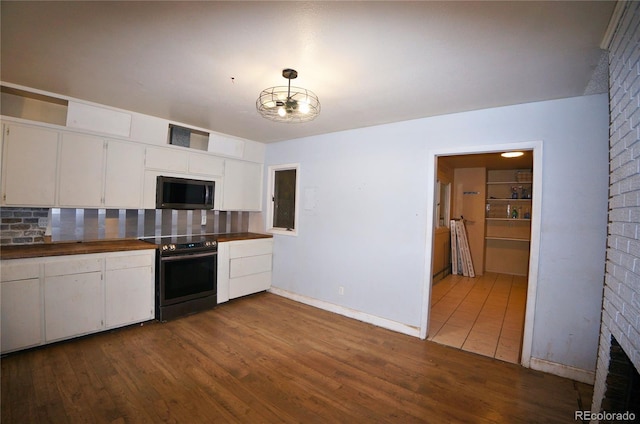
[1,1,615,143]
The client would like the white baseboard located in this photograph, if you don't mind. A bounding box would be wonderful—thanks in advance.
[268,287,421,338]
[529,357,595,384]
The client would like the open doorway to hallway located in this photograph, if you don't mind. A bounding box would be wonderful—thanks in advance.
[428,151,533,364]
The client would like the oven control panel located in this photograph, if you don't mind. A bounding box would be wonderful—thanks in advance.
[161,240,217,252]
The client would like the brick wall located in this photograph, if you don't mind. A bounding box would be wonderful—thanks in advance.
[0,207,49,245]
[592,1,640,415]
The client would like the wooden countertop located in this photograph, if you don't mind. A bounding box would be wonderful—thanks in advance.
[216,232,273,242]
[0,233,272,260]
[0,239,155,260]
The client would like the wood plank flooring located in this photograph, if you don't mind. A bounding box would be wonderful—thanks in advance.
[2,292,592,423]
[429,272,526,363]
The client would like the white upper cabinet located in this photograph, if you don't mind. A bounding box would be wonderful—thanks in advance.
[59,134,145,208]
[222,159,263,211]
[146,146,224,178]
[145,146,188,172]
[104,140,144,208]
[188,152,224,177]
[58,132,105,207]
[1,118,265,211]
[66,101,132,138]
[2,123,59,206]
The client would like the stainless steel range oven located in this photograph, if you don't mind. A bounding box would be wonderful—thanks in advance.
[143,236,218,321]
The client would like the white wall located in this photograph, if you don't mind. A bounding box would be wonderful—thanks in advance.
[265,94,609,375]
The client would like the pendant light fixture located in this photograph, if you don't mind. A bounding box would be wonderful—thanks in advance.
[256,68,320,123]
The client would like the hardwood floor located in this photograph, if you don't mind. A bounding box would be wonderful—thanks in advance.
[2,292,591,423]
[429,272,526,363]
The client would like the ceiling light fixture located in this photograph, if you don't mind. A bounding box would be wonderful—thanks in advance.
[256,68,320,123]
[501,151,524,158]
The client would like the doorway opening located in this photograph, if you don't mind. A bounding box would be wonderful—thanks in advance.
[420,141,542,368]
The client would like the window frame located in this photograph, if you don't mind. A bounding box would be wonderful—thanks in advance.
[266,163,300,236]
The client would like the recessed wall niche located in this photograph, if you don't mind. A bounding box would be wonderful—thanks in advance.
[169,124,209,151]
[0,86,68,126]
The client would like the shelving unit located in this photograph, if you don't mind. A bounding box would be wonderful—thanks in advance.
[484,169,532,276]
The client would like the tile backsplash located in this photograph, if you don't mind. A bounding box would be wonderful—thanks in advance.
[1,207,251,245]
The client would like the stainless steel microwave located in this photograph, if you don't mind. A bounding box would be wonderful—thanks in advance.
[156,176,215,209]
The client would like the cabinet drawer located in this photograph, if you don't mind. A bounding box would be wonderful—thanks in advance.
[105,252,154,271]
[145,146,188,172]
[229,239,273,258]
[230,254,272,278]
[229,272,272,299]
[0,261,40,281]
[45,257,102,277]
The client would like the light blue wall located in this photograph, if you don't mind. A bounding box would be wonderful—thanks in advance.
[265,94,609,372]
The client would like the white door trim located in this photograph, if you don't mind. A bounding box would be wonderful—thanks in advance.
[420,140,543,368]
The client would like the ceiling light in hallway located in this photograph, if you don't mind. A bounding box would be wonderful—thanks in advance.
[501,151,524,158]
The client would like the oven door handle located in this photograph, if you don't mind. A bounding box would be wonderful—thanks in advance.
[160,251,218,262]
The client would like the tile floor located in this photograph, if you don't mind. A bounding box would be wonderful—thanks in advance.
[428,272,527,364]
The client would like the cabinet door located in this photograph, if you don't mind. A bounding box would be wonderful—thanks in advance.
[2,124,58,206]
[105,266,153,328]
[222,160,263,211]
[44,271,103,342]
[104,252,155,328]
[104,140,144,208]
[189,152,224,177]
[145,146,188,172]
[58,132,105,207]
[1,278,42,352]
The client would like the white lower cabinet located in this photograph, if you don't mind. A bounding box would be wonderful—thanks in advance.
[0,249,155,353]
[0,261,42,353]
[105,253,154,329]
[44,264,103,342]
[218,238,273,303]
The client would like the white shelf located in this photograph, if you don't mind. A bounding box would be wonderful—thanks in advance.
[485,236,530,242]
[485,168,533,276]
